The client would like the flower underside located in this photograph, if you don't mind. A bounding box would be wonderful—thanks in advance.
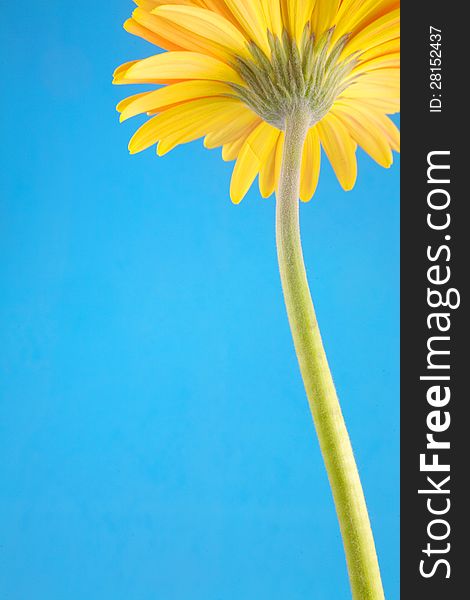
[114,0,400,203]
[231,25,357,130]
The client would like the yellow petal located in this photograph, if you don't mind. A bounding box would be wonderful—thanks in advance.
[345,68,399,99]
[204,110,261,147]
[357,67,400,83]
[317,114,357,191]
[332,105,393,168]
[116,92,150,114]
[367,111,400,152]
[156,100,252,154]
[223,0,270,55]
[134,0,159,9]
[334,0,399,42]
[357,38,400,63]
[351,74,400,101]
[152,5,250,58]
[113,60,139,83]
[230,122,279,203]
[345,9,400,56]
[353,53,400,75]
[311,0,340,37]
[260,0,283,37]
[338,94,399,114]
[300,126,321,201]
[124,51,244,85]
[119,80,234,121]
[283,0,317,41]
[222,134,250,161]
[124,17,184,51]
[132,7,235,60]
[259,129,282,197]
[335,99,400,152]
[129,97,245,154]
[199,0,241,25]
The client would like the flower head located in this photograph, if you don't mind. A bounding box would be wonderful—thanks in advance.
[114,0,400,203]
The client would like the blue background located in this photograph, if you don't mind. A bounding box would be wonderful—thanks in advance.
[0,2,399,599]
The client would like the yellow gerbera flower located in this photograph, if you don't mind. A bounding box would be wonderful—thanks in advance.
[114,0,400,204]
[114,3,400,599]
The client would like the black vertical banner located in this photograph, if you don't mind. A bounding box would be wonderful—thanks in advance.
[401,3,466,599]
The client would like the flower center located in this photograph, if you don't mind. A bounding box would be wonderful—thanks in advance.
[230,25,358,130]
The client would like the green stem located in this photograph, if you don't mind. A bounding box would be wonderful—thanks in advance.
[276,109,385,600]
